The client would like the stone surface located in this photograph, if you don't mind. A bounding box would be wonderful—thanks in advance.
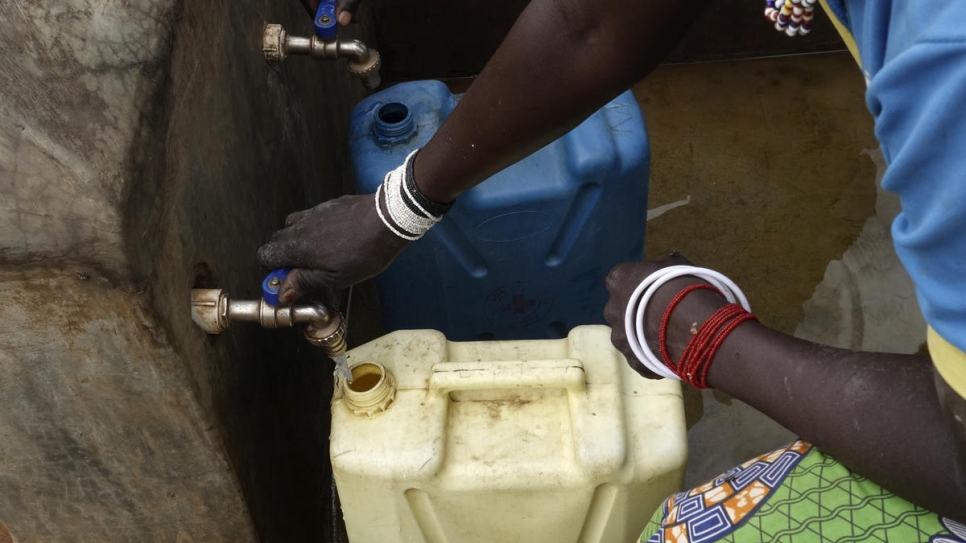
[0,1,178,274]
[130,1,370,540]
[795,148,926,353]
[638,52,879,335]
[0,269,254,542]
[0,0,373,540]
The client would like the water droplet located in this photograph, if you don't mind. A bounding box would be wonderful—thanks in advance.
[333,353,353,384]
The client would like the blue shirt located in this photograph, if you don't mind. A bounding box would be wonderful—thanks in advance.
[826,0,966,352]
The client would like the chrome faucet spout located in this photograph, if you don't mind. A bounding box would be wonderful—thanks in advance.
[191,289,347,358]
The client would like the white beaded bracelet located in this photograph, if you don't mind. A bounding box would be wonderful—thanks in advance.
[623,265,752,380]
[375,150,444,241]
[375,184,422,241]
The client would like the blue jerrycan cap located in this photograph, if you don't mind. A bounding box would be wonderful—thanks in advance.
[314,0,338,41]
[262,267,292,306]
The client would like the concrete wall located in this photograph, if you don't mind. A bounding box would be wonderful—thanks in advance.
[0,0,370,541]
[0,270,252,542]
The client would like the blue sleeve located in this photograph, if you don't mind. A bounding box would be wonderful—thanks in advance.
[867,39,966,353]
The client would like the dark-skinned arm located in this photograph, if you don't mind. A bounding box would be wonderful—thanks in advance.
[604,258,966,522]
[414,0,707,203]
[259,0,709,301]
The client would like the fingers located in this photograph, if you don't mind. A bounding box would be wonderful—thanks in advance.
[603,265,633,326]
[604,256,698,380]
[610,323,661,380]
[285,209,310,227]
[259,204,334,268]
[257,227,307,270]
[277,268,330,305]
[605,262,657,379]
[606,262,645,294]
[604,253,694,298]
[662,252,692,266]
[336,0,362,24]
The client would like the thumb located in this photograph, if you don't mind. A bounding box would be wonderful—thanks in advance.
[336,0,362,24]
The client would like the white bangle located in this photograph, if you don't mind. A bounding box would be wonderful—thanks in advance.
[623,265,752,380]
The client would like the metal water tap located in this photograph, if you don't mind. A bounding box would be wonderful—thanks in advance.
[262,0,381,89]
[190,288,347,357]
[191,269,347,363]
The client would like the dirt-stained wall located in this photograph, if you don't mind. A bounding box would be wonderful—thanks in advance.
[0,269,254,542]
[0,0,372,541]
[134,1,370,540]
[0,1,176,275]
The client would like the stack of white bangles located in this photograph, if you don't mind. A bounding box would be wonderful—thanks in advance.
[623,265,752,380]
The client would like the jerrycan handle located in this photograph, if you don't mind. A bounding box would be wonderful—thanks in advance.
[429,359,586,394]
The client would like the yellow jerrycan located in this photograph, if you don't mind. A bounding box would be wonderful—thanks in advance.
[330,325,687,542]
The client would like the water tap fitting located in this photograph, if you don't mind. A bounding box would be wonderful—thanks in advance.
[190,288,347,359]
[262,23,382,89]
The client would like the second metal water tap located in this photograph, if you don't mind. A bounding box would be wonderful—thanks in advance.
[262,23,381,89]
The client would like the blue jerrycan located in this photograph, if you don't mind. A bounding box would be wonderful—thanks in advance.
[349,80,650,341]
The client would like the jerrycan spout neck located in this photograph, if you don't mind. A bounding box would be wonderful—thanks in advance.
[373,102,416,145]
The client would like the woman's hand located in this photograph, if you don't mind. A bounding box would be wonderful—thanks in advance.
[604,254,727,379]
[257,194,410,304]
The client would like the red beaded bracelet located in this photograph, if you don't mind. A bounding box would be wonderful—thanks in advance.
[660,286,758,388]
[658,283,724,369]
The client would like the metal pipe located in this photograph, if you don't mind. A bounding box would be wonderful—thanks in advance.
[334,40,370,64]
[191,289,347,358]
[283,35,313,57]
[292,303,335,325]
[263,24,381,89]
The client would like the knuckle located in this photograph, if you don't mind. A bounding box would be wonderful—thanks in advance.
[284,211,304,227]
[605,263,629,289]
[665,252,691,266]
[257,244,278,265]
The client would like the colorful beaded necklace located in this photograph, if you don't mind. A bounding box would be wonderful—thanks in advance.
[765,0,817,36]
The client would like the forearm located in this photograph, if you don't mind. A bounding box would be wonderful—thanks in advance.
[707,321,966,520]
[414,0,708,202]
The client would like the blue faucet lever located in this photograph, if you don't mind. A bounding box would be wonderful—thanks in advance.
[262,267,292,306]
[314,0,338,41]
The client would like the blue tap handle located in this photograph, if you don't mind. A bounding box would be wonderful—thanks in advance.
[314,0,338,41]
[262,267,292,306]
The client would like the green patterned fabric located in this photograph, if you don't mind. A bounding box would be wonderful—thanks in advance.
[640,441,963,543]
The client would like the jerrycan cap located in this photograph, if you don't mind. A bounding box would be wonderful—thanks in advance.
[373,102,416,146]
